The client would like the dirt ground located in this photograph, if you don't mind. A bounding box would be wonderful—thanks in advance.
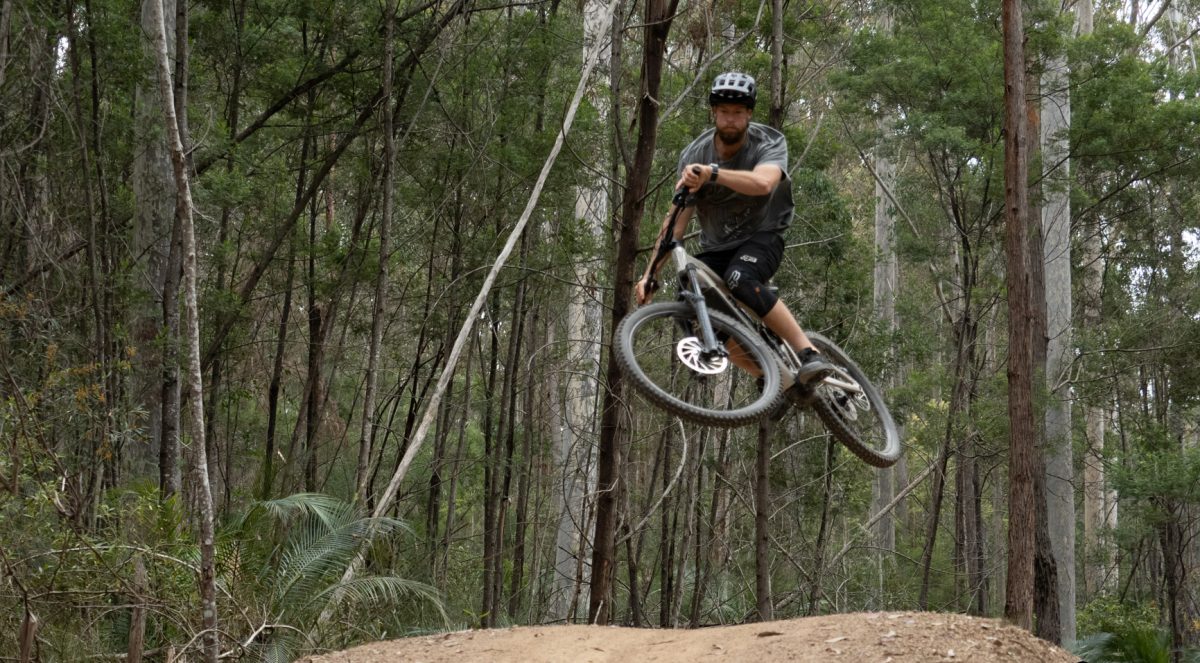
[301,611,1082,662]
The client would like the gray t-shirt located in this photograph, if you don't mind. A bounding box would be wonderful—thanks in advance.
[677,122,794,252]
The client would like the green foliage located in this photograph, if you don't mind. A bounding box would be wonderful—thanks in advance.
[223,492,445,657]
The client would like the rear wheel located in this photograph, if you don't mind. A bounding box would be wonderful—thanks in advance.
[616,302,783,427]
[805,332,901,467]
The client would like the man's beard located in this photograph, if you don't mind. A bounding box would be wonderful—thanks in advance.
[716,126,746,146]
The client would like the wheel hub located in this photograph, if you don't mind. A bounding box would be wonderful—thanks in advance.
[676,336,728,375]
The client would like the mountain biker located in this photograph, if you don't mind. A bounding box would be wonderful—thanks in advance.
[634,71,832,384]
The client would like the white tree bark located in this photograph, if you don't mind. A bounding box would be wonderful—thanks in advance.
[148,0,217,658]
[870,9,898,563]
[1074,0,1116,602]
[549,0,612,622]
[1040,1,1077,642]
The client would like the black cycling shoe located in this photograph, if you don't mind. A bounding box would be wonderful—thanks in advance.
[795,348,834,384]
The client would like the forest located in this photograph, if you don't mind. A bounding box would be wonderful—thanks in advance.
[2,0,1200,660]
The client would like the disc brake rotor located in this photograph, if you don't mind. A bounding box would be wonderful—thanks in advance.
[676,336,729,375]
[819,379,868,422]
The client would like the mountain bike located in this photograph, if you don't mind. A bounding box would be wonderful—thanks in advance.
[615,188,902,468]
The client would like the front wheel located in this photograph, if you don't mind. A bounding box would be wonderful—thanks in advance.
[616,302,783,427]
[806,333,902,468]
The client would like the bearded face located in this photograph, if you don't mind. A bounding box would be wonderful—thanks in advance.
[712,102,752,146]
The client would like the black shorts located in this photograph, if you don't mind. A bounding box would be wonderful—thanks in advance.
[696,231,784,286]
[696,231,784,316]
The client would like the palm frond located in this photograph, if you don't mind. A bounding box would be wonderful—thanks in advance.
[1074,627,1172,663]
[255,493,352,532]
[271,506,410,617]
[308,576,447,625]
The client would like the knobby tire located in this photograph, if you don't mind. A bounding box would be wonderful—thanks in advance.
[805,332,902,468]
[616,302,783,427]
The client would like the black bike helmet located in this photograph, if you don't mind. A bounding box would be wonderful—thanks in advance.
[709,72,757,109]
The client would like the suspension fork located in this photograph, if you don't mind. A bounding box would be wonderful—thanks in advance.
[673,247,725,358]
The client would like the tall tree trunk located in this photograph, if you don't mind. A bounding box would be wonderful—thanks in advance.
[922,230,979,610]
[590,0,677,625]
[481,294,501,627]
[159,212,183,498]
[1027,100,1062,645]
[303,168,325,491]
[1040,9,1076,640]
[807,438,837,615]
[148,0,217,656]
[262,140,306,499]
[491,265,528,621]
[509,306,538,617]
[356,1,396,503]
[552,0,610,620]
[136,0,176,488]
[754,419,773,621]
[1075,1,1114,602]
[871,6,898,567]
[1002,0,1036,631]
[441,326,475,591]
[768,0,784,128]
[135,0,176,482]
[66,2,118,502]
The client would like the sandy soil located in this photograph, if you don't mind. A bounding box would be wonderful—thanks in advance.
[301,611,1081,662]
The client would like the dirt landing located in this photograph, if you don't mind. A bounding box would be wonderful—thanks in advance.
[302,611,1081,662]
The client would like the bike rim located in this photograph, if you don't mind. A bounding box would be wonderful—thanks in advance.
[626,308,776,418]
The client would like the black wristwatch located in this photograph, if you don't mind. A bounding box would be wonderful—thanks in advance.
[709,163,720,181]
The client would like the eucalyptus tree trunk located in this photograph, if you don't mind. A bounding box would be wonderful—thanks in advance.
[135,0,177,488]
[870,7,897,564]
[1075,0,1114,602]
[1002,0,1036,630]
[590,0,678,624]
[148,0,217,657]
[550,0,611,620]
[1040,2,1077,641]
[1027,103,1061,645]
[356,2,397,502]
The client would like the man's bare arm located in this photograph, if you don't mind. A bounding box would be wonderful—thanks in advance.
[678,163,782,197]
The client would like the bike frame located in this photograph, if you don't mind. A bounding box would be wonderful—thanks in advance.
[647,192,860,398]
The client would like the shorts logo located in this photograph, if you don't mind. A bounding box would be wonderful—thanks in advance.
[738,254,758,263]
[727,270,742,289]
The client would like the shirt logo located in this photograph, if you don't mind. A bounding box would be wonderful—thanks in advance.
[738,254,758,263]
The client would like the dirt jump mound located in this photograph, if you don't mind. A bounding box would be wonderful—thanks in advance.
[302,611,1080,662]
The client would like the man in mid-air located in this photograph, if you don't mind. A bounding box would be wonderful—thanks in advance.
[634,71,830,383]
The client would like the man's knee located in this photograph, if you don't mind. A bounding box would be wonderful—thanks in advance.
[725,268,778,317]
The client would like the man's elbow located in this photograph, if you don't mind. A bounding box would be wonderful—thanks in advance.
[750,179,776,197]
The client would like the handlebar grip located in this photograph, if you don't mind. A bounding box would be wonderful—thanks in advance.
[673,165,704,206]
